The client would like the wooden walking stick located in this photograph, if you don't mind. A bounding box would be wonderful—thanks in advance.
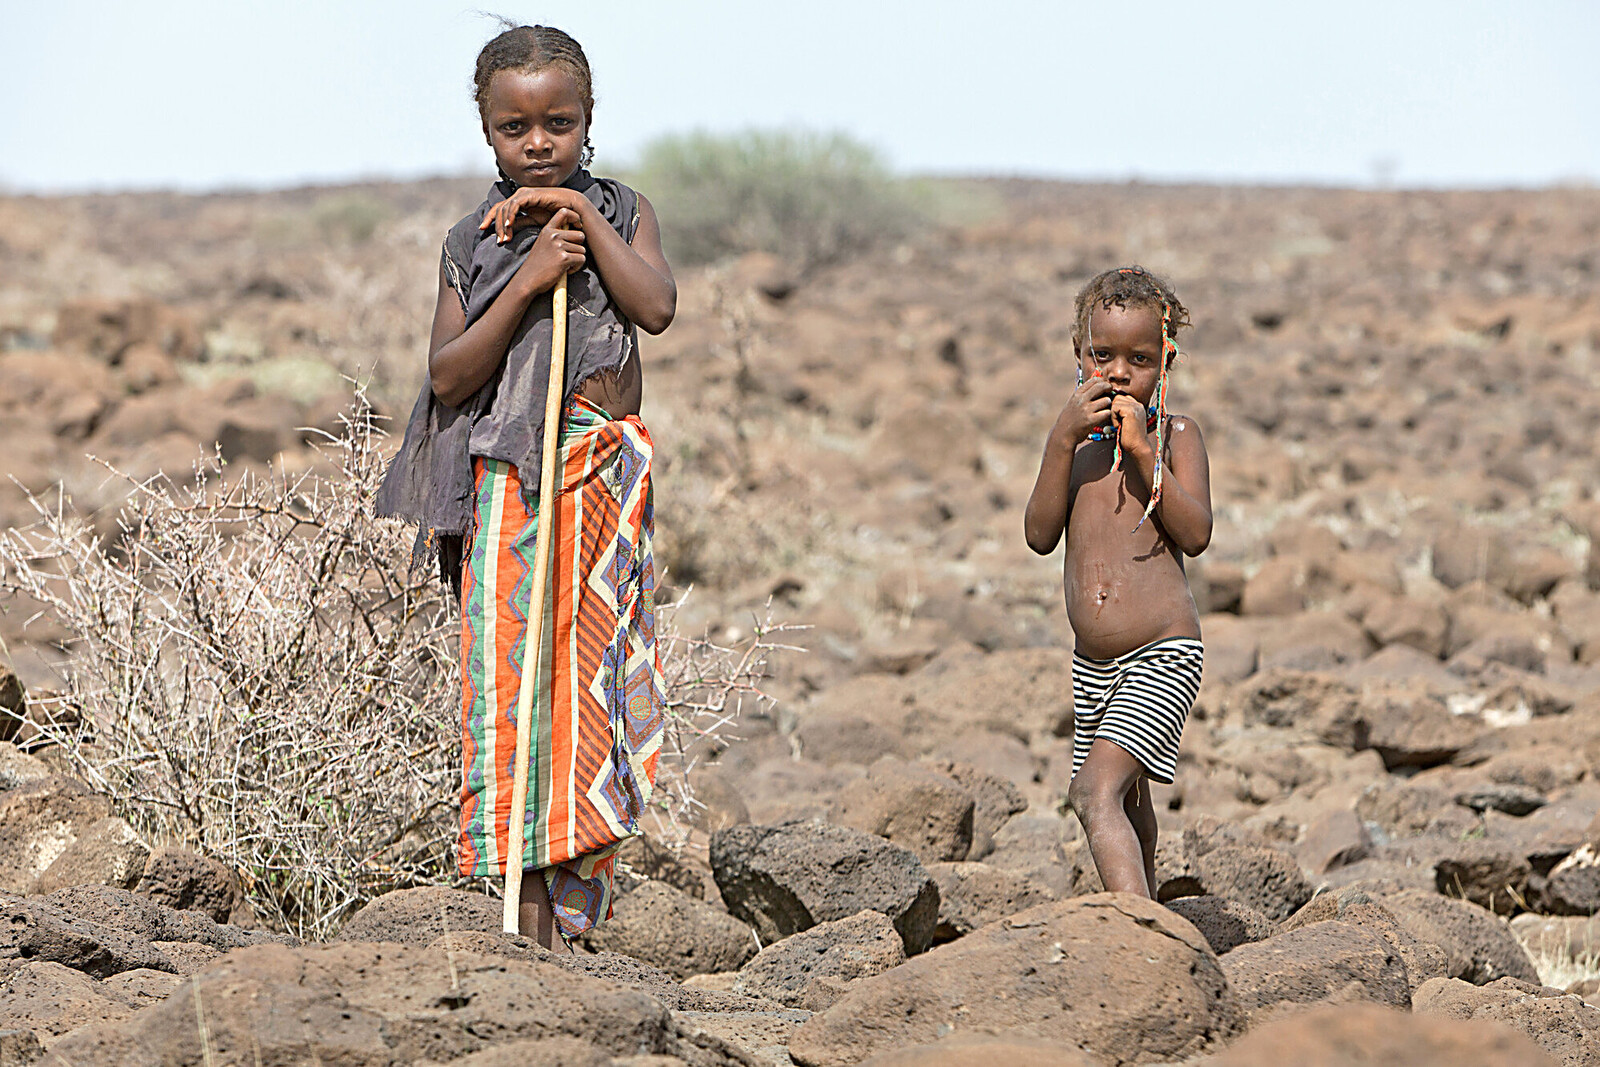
[503,271,569,933]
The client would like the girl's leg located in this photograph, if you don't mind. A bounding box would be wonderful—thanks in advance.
[1124,776,1159,897]
[1067,738,1151,898]
[518,869,572,952]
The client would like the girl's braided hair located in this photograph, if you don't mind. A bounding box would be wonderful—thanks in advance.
[1071,265,1190,356]
[473,24,595,163]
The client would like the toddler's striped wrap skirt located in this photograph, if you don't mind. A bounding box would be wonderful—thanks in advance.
[1070,637,1203,786]
[458,397,664,938]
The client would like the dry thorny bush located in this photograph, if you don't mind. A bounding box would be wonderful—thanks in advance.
[0,398,791,939]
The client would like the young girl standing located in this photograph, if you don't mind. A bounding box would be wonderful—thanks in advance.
[379,24,676,950]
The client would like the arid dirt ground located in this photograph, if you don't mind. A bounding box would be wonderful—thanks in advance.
[3,177,1600,1064]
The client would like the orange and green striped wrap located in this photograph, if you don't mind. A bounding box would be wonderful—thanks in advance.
[457,395,663,937]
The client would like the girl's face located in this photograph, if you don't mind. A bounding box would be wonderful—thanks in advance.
[481,67,589,187]
[1077,302,1166,406]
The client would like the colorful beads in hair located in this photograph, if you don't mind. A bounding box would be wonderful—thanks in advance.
[1081,267,1179,532]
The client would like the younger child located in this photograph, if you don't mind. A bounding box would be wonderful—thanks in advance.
[1023,266,1211,898]
[379,24,675,950]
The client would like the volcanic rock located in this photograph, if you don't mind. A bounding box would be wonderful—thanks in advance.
[926,861,1057,942]
[334,885,502,946]
[27,817,148,895]
[0,961,135,1044]
[1205,1002,1559,1066]
[1381,888,1539,985]
[1166,895,1276,955]
[0,776,112,894]
[1219,920,1412,1023]
[831,757,975,863]
[1413,975,1600,1067]
[1280,889,1449,995]
[917,758,1028,860]
[710,821,939,955]
[49,941,743,1066]
[1296,808,1372,874]
[584,880,756,979]
[134,847,246,925]
[0,896,171,978]
[43,886,285,955]
[1198,845,1315,922]
[733,909,905,1009]
[786,894,1240,1066]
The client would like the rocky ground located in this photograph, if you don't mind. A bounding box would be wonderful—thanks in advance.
[2,177,1600,1064]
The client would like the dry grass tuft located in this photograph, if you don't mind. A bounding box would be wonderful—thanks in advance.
[1517,924,1600,991]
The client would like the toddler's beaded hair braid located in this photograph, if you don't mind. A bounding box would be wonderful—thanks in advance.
[1074,266,1189,532]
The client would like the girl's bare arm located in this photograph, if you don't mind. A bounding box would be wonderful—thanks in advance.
[573,192,675,334]
[482,189,676,335]
[428,208,587,407]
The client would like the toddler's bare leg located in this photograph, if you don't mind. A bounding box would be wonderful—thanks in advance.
[518,869,572,952]
[1067,739,1151,898]
[1124,777,1159,897]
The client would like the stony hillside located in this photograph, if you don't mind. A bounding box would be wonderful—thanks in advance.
[2,177,1599,1064]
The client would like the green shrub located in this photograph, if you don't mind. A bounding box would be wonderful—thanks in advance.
[631,129,923,270]
[310,191,391,244]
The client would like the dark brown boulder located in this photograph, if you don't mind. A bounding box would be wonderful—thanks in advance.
[1166,895,1275,955]
[43,886,284,955]
[1413,975,1600,1067]
[1382,888,1539,985]
[787,894,1241,1067]
[333,885,501,946]
[710,821,940,955]
[1434,838,1534,915]
[0,776,112,894]
[734,909,905,1009]
[831,757,975,863]
[49,942,741,1066]
[0,961,135,1043]
[1198,845,1315,922]
[1534,844,1600,916]
[134,848,245,926]
[0,897,171,978]
[918,758,1027,860]
[1280,889,1448,995]
[429,930,776,1014]
[1220,920,1411,1025]
[583,880,755,979]
[1206,1002,1559,1066]
[927,861,1057,942]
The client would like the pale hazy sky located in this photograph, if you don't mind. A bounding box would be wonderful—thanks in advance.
[2,0,1596,193]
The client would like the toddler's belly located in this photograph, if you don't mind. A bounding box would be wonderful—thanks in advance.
[1065,560,1200,660]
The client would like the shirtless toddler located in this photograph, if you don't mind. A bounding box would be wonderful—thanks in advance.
[1024,266,1212,899]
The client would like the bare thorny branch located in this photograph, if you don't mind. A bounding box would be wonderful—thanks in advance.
[0,394,792,939]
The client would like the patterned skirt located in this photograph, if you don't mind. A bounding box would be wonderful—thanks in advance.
[457,396,663,938]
